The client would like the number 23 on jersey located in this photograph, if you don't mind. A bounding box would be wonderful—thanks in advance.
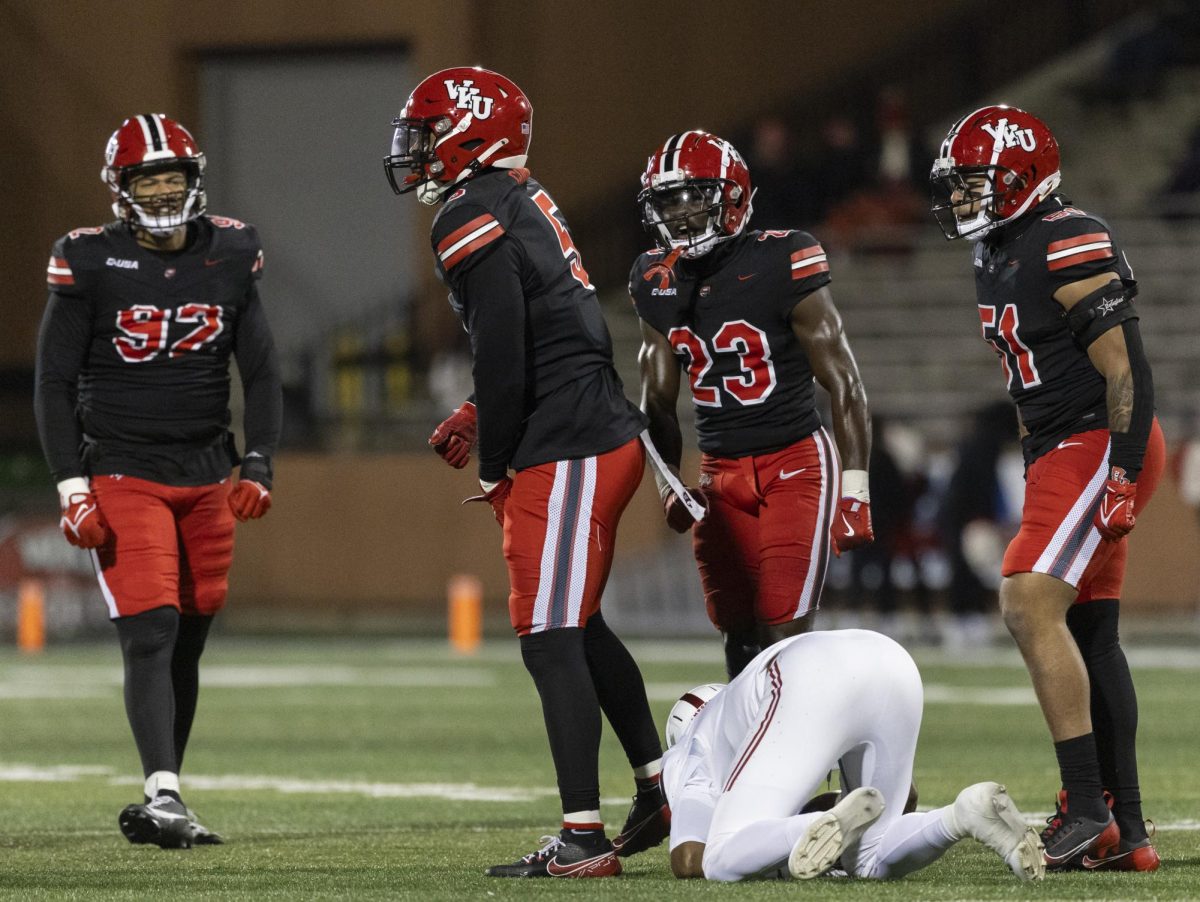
[669,320,778,407]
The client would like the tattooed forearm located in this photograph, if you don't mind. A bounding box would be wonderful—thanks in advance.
[1107,369,1134,433]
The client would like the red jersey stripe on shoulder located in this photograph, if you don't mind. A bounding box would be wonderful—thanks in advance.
[791,245,829,279]
[791,260,830,280]
[1047,231,1109,253]
[790,244,825,262]
[1047,247,1114,271]
[436,214,501,254]
[440,220,505,270]
[47,255,75,286]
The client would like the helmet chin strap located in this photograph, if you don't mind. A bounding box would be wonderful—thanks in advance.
[418,136,512,206]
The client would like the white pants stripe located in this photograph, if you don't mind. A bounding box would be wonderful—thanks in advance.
[1032,439,1111,586]
[796,427,839,615]
[529,456,597,633]
[89,549,120,619]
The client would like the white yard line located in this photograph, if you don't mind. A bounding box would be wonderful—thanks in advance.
[1,762,1197,829]
[0,665,494,691]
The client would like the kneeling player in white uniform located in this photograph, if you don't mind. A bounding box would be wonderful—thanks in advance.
[662,630,1045,882]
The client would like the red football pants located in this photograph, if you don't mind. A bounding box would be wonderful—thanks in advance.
[504,438,644,636]
[693,428,840,632]
[1002,420,1165,602]
[90,475,236,619]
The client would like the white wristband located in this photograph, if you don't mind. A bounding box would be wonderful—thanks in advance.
[841,469,870,503]
[479,479,501,494]
[56,476,90,508]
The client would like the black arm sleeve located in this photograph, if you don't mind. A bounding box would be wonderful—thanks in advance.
[233,283,283,487]
[34,290,92,482]
[457,237,526,483]
[1110,318,1154,481]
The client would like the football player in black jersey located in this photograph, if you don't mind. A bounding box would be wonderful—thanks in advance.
[34,114,282,847]
[630,131,874,679]
[932,105,1164,872]
[385,67,666,877]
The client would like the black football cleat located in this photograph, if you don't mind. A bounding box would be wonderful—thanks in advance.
[612,786,670,857]
[486,833,622,878]
[1041,790,1119,871]
[119,795,194,849]
[186,807,224,845]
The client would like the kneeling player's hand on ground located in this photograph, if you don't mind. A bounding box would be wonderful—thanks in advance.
[58,478,109,548]
[1095,468,1136,541]
[464,477,512,526]
[832,498,874,556]
[229,480,272,521]
[429,401,477,469]
[662,486,703,533]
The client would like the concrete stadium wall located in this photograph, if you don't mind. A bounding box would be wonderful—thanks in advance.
[229,453,1200,616]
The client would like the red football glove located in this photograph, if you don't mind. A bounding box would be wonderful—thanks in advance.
[832,497,874,556]
[661,485,703,533]
[463,477,512,527]
[228,480,272,521]
[1095,467,1137,542]
[60,490,109,549]
[429,402,477,469]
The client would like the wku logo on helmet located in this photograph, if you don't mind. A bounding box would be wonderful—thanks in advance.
[443,79,494,119]
[980,118,1037,152]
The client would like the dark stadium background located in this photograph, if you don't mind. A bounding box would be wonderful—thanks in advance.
[2,0,1197,640]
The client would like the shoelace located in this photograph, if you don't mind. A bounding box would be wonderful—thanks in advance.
[1042,805,1065,838]
[522,835,564,863]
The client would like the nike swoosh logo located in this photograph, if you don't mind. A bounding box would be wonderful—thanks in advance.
[204,258,226,267]
[1081,849,1133,869]
[737,273,757,281]
[841,513,855,537]
[1057,441,1083,450]
[1098,503,1118,527]
[779,468,807,479]
[545,854,612,877]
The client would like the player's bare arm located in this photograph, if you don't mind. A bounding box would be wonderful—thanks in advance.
[788,287,870,471]
[671,841,705,878]
[637,319,684,486]
[638,318,701,532]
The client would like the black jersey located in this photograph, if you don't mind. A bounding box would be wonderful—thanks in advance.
[629,229,832,458]
[974,195,1136,462]
[431,168,646,481]
[34,217,282,486]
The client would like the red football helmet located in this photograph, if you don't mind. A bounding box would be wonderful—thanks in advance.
[930,105,1061,239]
[385,66,533,205]
[101,114,206,235]
[639,131,753,258]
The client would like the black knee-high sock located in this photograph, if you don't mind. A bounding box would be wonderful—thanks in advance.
[1068,599,1146,841]
[520,628,602,817]
[113,606,180,778]
[172,614,214,772]
[582,614,662,769]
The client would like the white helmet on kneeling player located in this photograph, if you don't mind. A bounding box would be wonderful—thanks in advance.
[664,682,725,748]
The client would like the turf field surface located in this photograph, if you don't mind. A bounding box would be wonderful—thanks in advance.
[1,636,1197,900]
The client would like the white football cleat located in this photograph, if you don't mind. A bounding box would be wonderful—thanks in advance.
[952,782,1045,882]
[788,786,885,879]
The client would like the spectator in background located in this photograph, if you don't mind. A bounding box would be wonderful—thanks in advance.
[743,116,809,229]
[810,114,871,224]
[1076,4,1200,107]
[938,401,1020,647]
[823,88,931,254]
[1158,122,1200,220]
[842,415,905,629]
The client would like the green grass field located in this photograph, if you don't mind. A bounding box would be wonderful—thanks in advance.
[0,635,1196,900]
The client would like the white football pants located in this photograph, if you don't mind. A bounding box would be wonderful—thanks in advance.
[701,633,962,881]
